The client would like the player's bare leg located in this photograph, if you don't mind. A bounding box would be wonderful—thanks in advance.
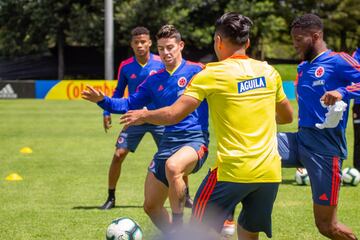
[183,175,193,208]
[165,146,198,227]
[100,148,129,210]
[143,172,171,232]
[109,148,129,189]
[237,224,259,240]
[314,203,357,240]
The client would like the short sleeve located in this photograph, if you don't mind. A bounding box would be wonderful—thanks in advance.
[184,68,214,101]
[274,69,287,102]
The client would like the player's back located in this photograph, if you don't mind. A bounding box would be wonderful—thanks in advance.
[192,55,285,183]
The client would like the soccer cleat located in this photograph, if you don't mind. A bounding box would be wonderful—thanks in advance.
[185,195,193,208]
[100,198,115,210]
[221,220,236,238]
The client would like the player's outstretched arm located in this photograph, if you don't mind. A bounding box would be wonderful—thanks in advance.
[121,95,201,127]
[81,85,105,103]
[276,98,293,124]
[82,85,132,114]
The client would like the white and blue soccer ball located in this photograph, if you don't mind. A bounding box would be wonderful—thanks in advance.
[295,168,310,185]
[342,167,360,186]
[106,217,143,240]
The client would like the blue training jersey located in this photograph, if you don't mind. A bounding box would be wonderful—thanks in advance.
[103,53,164,116]
[352,48,360,104]
[296,50,360,158]
[98,59,209,133]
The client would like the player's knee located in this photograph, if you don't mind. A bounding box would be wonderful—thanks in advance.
[143,201,158,216]
[315,221,337,238]
[165,160,181,179]
[113,149,127,163]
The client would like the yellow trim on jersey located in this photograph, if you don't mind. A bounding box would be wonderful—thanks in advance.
[184,56,286,183]
[310,50,327,63]
[166,62,182,75]
[135,56,148,67]
[138,62,147,67]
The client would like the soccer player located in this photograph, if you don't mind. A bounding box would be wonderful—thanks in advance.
[352,48,360,171]
[277,14,360,239]
[82,25,209,233]
[120,13,293,240]
[99,26,192,210]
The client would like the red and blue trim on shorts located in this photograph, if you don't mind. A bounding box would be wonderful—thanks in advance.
[193,169,218,222]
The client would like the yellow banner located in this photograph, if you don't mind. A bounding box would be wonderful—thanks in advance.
[45,80,118,100]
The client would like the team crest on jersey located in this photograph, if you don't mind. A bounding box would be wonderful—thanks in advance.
[238,76,266,93]
[149,70,157,76]
[148,160,155,170]
[177,77,187,87]
[117,137,124,144]
[315,66,325,78]
[130,73,137,79]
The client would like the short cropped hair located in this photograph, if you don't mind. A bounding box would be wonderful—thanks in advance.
[291,13,323,31]
[156,25,181,41]
[215,12,253,46]
[131,26,150,37]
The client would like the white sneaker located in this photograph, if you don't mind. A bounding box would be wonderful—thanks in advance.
[221,220,236,239]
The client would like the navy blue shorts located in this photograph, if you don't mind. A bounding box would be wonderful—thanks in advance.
[115,124,164,152]
[148,131,209,186]
[277,132,342,206]
[192,169,279,238]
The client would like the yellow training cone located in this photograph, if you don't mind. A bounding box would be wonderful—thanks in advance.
[20,147,33,154]
[5,173,23,181]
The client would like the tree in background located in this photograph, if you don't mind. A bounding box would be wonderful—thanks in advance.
[0,0,359,78]
[225,0,288,60]
[277,0,360,52]
[113,0,228,56]
[0,0,103,79]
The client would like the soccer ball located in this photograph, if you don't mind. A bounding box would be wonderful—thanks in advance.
[106,217,143,240]
[342,167,360,186]
[294,168,310,185]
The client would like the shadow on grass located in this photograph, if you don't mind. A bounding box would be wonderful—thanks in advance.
[281,179,297,185]
[281,179,313,187]
[72,205,143,210]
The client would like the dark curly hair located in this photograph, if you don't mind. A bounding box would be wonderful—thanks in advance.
[291,13,323,31]
[131,26,150,37]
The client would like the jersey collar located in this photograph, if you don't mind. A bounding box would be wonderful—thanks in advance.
[310,50,330,63]
[166,59,185,75]
[135,53,152,67]
[228,54,249,59]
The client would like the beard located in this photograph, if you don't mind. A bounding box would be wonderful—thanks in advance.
[303,44,316,61]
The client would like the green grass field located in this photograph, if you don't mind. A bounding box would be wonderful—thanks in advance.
[273,64,298,81]
[0,100,359,240]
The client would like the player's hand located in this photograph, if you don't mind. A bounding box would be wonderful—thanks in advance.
[320,90,342,106]
[103,115,112,133]
[120,109,148,128]
[81,85,105,103]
